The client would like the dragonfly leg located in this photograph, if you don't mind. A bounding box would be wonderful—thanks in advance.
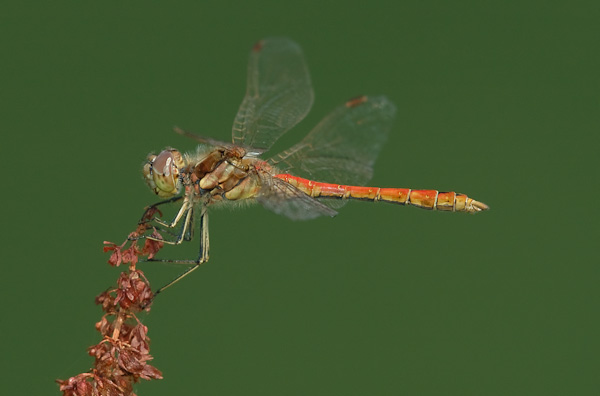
[146,205,194,246]
[151,198,191,229]
[152,209,210,296]
[138,196,183,224]
[131,202,194,246]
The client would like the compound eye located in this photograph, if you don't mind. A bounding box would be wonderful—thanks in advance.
[154,150,175,177]
[151,150,180,196]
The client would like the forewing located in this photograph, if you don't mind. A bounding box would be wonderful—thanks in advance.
[268,95,396,208]
[232,37,314,152]
[256,174,337,221]
[173,127,233,148]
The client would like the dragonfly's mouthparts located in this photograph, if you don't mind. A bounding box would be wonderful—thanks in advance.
[143,149,184,198]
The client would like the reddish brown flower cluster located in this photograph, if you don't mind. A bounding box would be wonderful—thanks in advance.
[57,220,165,396]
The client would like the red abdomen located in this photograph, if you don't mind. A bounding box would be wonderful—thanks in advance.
[274,174,489,213]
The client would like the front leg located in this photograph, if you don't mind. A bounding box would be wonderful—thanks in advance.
[146,204,194,246]
[152,208,210,295]
[132,196,193,245]
[138,196,183,224]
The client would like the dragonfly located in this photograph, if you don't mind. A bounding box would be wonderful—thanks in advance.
[139,37,489,294]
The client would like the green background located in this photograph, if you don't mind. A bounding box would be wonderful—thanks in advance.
[1,1,598,395]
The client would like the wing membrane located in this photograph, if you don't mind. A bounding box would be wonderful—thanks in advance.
[232,37,314,152]
[256,173,337,220]
[173,127,233,148]
[269,94,396,191]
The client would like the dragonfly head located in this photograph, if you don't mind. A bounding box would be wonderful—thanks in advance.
[143,149,184,198]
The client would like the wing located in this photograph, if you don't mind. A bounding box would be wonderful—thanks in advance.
[256,173,337,221]
[173,126,232,148]
[268,95,396,208]
[232,37,314,153]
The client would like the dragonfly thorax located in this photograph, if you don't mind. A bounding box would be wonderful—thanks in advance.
[187,148,261,202]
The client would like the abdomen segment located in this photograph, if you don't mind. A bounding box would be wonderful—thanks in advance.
[275,174,489,213]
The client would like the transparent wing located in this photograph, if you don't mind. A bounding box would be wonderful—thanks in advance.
[268,95,396,208]
[173,126,232,148]
[232,37,314,152]
[256,173,337,221]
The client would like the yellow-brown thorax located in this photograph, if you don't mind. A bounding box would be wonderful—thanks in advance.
[143,147,269,204]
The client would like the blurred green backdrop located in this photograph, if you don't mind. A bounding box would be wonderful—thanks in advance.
[1,1,598,395]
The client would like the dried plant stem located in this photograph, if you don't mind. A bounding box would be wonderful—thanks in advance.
[57,219,165,396]
[112,312,125,340]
